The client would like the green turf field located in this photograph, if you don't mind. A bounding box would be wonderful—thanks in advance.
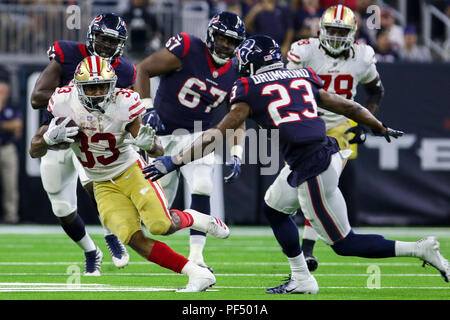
[0,225,449,300]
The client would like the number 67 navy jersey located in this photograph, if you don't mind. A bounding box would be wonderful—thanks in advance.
[154,33,241,135]
[229,67,340,187]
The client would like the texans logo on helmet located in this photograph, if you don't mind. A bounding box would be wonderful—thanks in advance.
[237,39,259,65]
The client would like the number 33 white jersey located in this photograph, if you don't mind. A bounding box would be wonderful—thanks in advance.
[48,85,146,182]
[286,38,379,129]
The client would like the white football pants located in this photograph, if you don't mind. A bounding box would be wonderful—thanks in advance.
[40,148,90,218]
[265,150,353,245]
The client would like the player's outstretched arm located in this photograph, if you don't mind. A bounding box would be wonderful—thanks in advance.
[318,89,403,142]
[30,60,62,109]
[143,103,251,181]
[135,48,182,101]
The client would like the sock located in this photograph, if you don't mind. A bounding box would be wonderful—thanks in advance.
[188,235,207,263]
[264,203,302,258]
[332,230,396,258]
[61,214,96,252]
[395,241,417,257]
[147,240,189,273]
[302,221,317,256]
[190,194,210,237]
[170,209,194,229]
[288,252,311,280]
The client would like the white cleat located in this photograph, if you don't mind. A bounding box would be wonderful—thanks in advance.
[266,275,319,294]
[177,266,216,293]
[416,236,449,282]
[105,234,130,268]
[185,209,230,239]
[83,247,103,276]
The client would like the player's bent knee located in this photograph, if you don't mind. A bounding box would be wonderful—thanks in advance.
[148,220,171,236]
[116,225,135,245]
[331,231,356,256]
[51,200,76,218]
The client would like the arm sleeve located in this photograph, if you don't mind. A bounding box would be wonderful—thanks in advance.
[229,78,250,105]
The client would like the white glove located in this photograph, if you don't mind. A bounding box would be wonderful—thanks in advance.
[124,124,156,151]
[43,117,79,146]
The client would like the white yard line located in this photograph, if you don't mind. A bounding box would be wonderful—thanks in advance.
[1,225,450,237]
[0,272,442,277]
[0,282,447,293]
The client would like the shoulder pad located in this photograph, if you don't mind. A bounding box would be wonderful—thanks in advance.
[287,38,315,65]
[47,85,76,115]
[114,89,145,121]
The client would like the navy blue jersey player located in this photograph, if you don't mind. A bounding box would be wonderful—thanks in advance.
[135,11,246,271]
[143,35,449,294]
[30,13,135,276]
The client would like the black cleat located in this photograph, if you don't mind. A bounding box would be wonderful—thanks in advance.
[305,255,319,272]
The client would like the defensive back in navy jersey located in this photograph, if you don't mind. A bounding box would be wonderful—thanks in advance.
[47,40,136,88]
[229,67,340,186]
[154,33,241,135]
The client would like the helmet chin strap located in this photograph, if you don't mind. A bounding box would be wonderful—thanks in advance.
[211,50,230,65]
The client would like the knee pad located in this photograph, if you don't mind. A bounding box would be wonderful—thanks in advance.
[51,199,76,218]
[264,185,299,215]
[148,220,171,235]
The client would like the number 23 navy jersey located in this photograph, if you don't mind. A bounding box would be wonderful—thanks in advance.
[229,67,340,186]
[154,33,241,135]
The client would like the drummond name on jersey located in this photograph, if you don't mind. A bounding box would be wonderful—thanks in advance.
[251,69,310,84]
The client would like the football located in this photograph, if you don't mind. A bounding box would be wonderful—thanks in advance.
[55,117,81,141]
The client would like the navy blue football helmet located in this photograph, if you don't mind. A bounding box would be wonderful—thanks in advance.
[87,13,128,61]
[235,34,283,76]
[206,11,246,65]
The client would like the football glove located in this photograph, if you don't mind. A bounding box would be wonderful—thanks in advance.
[372,123,404,142]
[124,124,156,151]
[142,156,179,181]
[142,109,165,133]
[345,125,368,144]
[224,155,242,183]
[43,117,79,146]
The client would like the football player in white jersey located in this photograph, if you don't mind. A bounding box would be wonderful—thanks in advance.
[266,4,385,271]
[29,56,230,292]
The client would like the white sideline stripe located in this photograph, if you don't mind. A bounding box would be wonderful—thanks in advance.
[0,272,442,277]
[0,262,422,266]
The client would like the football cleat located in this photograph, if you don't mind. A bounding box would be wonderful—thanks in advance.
[416,236,449,282]
[305,255,319,272]
[176,265,216,292]
[184,209,230,239]
[105,234,130,268]
[266,274,319,294]
[83,246,103,276]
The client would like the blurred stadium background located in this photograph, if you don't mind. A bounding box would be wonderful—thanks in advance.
[0,0,448,228]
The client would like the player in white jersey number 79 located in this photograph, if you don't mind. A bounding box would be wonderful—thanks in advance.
[273,4,386,271]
